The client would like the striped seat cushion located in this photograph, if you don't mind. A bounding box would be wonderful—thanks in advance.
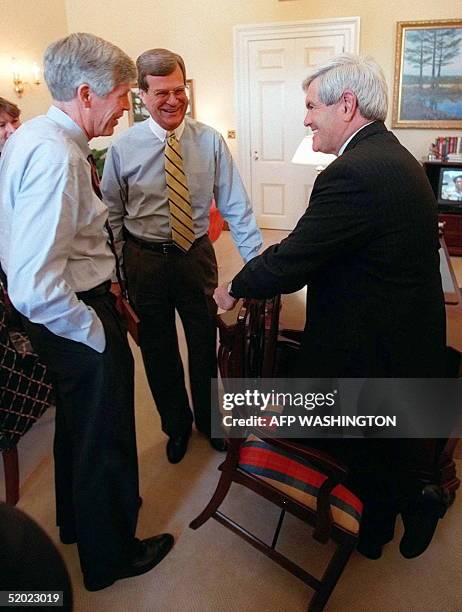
[238,436,363,535]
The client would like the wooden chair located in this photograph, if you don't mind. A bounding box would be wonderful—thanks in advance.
[0,287,54,505]
[191,297,362,612]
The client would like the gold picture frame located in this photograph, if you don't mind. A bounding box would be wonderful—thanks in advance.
[129,79,195,125]
[185,79,195,119]
[392,19,462,129]
[129,88,150,124]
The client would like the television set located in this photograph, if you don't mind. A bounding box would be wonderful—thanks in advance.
[438,168,462,209]
[423,162,462,214]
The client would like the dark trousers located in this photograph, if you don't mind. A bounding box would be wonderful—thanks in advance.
[124,235,218,437]
[23,288,139,583]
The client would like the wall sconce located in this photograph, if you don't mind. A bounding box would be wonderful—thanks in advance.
[291,128,336,173]
[32,62,41,86]
[11,58,41,98]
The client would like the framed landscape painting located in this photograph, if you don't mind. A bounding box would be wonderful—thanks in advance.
[130,88,150,124]
[392,19,462,129]
[185,79,195,119]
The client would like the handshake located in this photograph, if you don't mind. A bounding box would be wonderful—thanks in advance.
[213,283,237,311]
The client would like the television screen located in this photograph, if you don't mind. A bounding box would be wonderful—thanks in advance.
[438,168,462,207]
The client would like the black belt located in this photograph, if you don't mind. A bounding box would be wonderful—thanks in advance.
[76,280,111,300]
[126,232,207,254]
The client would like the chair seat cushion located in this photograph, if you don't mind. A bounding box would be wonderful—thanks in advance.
[239,436,363,535]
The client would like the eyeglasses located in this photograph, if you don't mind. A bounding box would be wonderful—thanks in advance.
[148,86,188,101]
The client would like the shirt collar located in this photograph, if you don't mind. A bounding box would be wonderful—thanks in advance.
[46,105,90,157]
[148,116,185,142]
[338,121,374,156]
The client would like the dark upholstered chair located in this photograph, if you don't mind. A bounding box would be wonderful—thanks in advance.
[0,288,54,505]
[190,297,362,612]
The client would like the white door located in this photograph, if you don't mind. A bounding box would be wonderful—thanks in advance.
[235,19,360,230]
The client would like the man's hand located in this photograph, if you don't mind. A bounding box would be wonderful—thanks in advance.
[214,284,237,311]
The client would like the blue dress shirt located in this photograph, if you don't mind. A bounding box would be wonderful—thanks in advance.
[0,106,115,352]
[101,116,262,262]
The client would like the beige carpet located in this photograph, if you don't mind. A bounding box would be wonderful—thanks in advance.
[3,230,462,611]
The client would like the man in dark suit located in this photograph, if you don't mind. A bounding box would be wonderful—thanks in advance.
[215,54,448,559]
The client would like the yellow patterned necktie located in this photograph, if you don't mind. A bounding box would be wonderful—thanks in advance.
[165,131,195,252]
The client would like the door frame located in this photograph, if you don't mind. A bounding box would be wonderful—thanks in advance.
[233,17,360,193]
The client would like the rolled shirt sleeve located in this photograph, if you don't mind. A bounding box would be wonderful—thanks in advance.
[213,134,262,263]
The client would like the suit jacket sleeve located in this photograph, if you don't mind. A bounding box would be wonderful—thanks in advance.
[231,159,378,298]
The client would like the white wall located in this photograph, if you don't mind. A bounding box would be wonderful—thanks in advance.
[0,0,68,121]
[64,0,462,161]
[1,0,460,160]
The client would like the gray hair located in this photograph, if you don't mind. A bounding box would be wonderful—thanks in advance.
[302,53,388,122]
[44,32,136,101]
[137,48,186,91]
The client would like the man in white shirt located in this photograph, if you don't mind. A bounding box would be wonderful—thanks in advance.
[101,48,262,464]
[0,33,173,591]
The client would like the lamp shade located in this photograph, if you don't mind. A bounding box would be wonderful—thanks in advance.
[291,133,336,167]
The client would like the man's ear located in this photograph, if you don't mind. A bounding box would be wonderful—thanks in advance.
[342,90,357,121]
[76,84,92,108]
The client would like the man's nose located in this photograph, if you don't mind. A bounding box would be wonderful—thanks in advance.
[303,111,312,127]
[166,91,178,104]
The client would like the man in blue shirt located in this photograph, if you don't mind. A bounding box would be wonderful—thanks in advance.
[0,33,174,591]
[102,48,262,463]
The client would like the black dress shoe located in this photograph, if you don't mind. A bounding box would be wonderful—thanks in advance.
[84,533,174,591]
[399,484,449,559]
[166,429,191,464]
[356,508,397,560]
[356,540,383,560]
[209,437,228,452]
